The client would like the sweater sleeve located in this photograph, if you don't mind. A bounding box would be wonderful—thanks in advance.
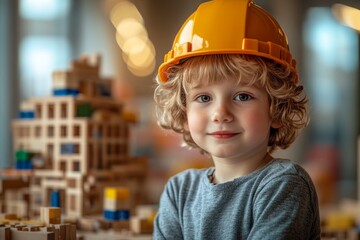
[153,179,184,240]
[248,174,320,240]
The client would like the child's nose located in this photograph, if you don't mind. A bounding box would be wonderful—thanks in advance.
[211,102,233,123]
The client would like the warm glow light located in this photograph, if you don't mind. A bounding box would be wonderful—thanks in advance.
[127,58,156,77]
[110,0,156,77]
[116,18,148,40]
[122,44,155,68]
[122,36,148,53]
[332,4,360,32]
[127,42,155,67]
[116,31,148,53]
[122,39,156,76]
[110,0,143,27]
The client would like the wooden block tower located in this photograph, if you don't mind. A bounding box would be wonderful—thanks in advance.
[9,55,148,219]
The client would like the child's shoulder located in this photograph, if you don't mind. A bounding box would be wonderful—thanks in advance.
[171,168,211,180]
[266,158,307,174]
[166,168,212,187]
[259,158,313,185]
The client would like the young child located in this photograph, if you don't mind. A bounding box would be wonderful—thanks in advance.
[153,0,320,239]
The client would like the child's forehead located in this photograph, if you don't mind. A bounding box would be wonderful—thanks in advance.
[185,76,258,88]
[181,55,266,89]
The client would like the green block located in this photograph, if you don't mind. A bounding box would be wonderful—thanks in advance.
[76,103,93,117]
[15,150,32,161]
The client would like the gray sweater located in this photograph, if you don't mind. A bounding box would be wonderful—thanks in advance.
[153,159,320,240]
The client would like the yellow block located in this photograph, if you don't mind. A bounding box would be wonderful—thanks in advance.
[104,187,129,200]
[325,212,355,230]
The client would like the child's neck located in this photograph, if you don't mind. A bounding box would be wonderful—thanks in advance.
[211,153,273,184]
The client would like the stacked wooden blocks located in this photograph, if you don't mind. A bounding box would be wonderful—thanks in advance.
[18,101,35,119]
[0,210,78,240]
[0,223,78,240]
[15,150,33,170]
[103,187,130,222]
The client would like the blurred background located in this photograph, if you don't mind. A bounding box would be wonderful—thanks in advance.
[0,0,359,208]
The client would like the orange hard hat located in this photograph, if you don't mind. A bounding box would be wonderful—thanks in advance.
[158,0,297,82]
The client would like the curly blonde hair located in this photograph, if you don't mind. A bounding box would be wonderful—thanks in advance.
[154,54,308,153]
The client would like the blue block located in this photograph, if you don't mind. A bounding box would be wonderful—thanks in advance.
[61,144,75,154]
[53,88,79,97]
[103,210,130,221]
[25,162,33,169]
[16,161,22,169]
[16,161,32,170]
[51,191,61,207]
[19,111,35,119]
[118,210,130,220]
[104,210,119,220]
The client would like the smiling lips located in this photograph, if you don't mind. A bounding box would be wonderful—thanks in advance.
[208,131,239,139]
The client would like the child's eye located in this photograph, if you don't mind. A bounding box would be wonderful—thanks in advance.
[196,95,212,103]
[235,93,253,101]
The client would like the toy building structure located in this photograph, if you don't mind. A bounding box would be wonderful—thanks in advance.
[0,207,79,240]
[1,55,148,221]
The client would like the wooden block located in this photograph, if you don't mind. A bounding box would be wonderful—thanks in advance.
[39,226,54,233]
[4,213,18,220]
[53,88,79,97]
[112,220,130,232]
[30,226,40,232]
[325,212,355,230]
[54,228,60,240]
[130,217,153,234]
[70,224,77,240]
[50,224,65,240]
[21,219,45,226]
[97,218,112,230]
[0,225,11,240]
[51,224,77,240]
[1,178,29,190]
[92,110,116,121]
[136,205,158,220]
[76,103,93,117]
[123,111,137,123]
[76,217,99,232]
[103,199,123,211]
[103,200,117,212]
[52,71,79,89]
[11,229,55,240]
[77,234,85,240]
[104,209,130,221]
[0,220,10,224]
[14,224,27,231]
[40,207,61,225]
[20,101,35,111]
[104,187,129,200]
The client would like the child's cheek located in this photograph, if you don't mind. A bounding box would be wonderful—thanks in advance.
[244,109,272,131]
[187,111,206,132]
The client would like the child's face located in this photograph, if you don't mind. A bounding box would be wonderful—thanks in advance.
[185,79,278,161]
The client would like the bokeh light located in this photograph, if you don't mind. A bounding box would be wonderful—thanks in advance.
[110,0,155,77]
